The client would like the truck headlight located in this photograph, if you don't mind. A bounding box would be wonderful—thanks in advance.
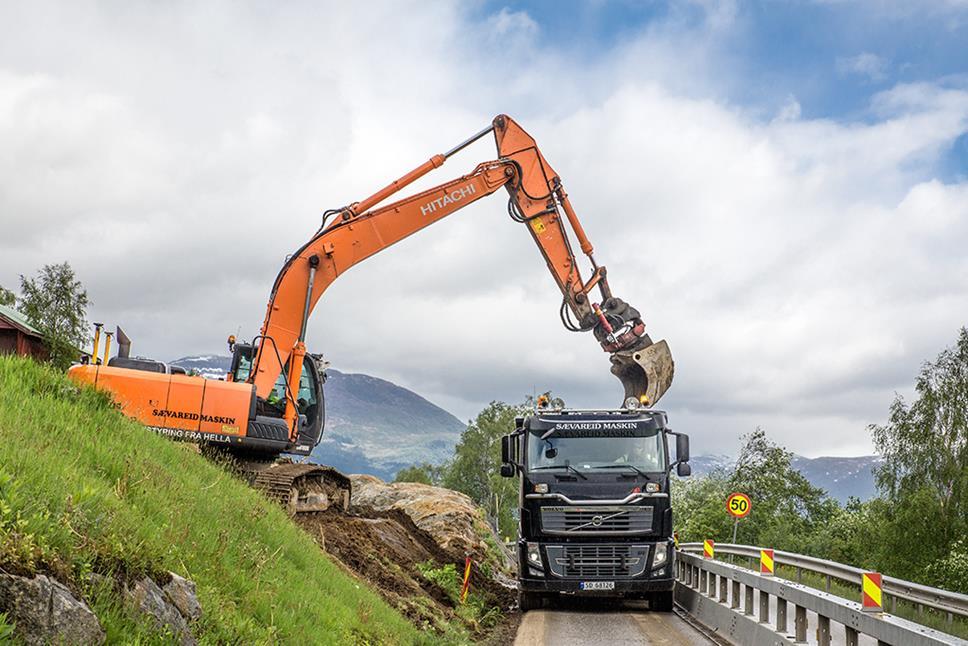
[652,546,668,569]
[645,482,660,493]
[526,542,542,568]
[533,483,549,494]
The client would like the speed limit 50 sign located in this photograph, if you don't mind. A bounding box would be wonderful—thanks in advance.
[726,492,752,518]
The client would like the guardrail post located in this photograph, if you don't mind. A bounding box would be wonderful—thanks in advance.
[708,572,716,597]
[817,614,830,646]
[719,575,728,603]
[759,589,770,623]
[825,574,831,592]
[776,597,787,633]
[699,569,707,593]
[794,605,807,643]
[796,566,802,583]
[744,584,754,616]
[731,580,740,609]
[845,626,859,646]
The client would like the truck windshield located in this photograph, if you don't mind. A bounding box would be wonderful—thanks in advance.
[527,428,665,473]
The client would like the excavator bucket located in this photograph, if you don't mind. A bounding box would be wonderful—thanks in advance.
[610,339,674,407]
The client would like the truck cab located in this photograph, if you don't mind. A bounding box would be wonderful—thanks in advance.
[500,404,691,612]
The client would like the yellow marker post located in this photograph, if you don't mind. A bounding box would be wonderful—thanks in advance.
[703,539,715,560]
[760,549,774,576]
[862,572,883,612]
[460,557,472,604]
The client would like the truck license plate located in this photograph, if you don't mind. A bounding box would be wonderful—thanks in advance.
[580,581,615,591]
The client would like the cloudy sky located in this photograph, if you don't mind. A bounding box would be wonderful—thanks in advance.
[1,1,966,457]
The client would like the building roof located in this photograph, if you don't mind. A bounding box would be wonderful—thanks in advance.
[0,303,43,338]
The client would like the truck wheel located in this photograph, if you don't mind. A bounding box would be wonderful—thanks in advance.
[518,591,543,613]
[651,590,674,612]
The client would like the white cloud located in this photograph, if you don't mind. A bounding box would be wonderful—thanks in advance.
[836,52,889,81]
[1,2,966,459]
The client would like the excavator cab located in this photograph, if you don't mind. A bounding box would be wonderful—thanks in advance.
[229,342,326,456]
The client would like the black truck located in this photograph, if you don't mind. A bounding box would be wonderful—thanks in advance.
[500,403,691,612]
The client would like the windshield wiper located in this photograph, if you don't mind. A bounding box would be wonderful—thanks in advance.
[531,464,588,480]
[596,464,652,479]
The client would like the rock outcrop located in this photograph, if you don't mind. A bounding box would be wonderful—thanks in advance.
[349,475,513,573]
[125,573,201,646]
[0,573,105,645]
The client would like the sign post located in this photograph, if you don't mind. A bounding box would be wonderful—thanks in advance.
[725,492,752,544]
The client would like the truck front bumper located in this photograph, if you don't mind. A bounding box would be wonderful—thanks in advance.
[519,575,675,596]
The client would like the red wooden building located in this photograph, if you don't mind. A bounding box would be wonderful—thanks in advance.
[0,304,49,361]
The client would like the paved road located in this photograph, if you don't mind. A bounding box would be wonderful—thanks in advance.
[514,600,715,646]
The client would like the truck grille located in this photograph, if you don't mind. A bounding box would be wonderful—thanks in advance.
[540,505,653,535]
[545,544,650,579]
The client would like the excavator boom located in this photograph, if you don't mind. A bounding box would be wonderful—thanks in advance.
[251,115,674,432]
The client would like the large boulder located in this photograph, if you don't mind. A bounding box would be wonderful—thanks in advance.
[349,475,513,573]
[0,573,105,645]
[163,573,202,623]
[125,576,197,646]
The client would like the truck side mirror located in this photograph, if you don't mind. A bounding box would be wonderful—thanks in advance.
[676,434,690,464]
[501,435,512,464]
[500,463,515,478]
[677,462,692,477]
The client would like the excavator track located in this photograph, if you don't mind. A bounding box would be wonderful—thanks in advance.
[200,446,352,516]
[251,462,352,516]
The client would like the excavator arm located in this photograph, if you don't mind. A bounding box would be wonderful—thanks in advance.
[249,115,674,434]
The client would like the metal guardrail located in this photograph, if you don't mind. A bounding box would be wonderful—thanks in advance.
[679,542,968,625]
[675,550,967,645]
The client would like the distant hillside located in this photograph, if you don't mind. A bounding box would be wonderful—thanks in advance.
[687,454,882,504]
[791,455,883,503]
[170,355,466,479]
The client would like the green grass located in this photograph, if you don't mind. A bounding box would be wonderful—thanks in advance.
[0,355,430,645]
[414,562,502,633]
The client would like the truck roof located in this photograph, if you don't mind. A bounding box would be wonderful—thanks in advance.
[522,407,669,433]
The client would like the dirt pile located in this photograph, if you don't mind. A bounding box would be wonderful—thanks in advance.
[295,476,515,637]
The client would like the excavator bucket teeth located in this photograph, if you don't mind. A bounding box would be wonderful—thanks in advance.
[610,339,674,407]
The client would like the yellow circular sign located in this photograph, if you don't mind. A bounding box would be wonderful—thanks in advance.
[726,492,751,518]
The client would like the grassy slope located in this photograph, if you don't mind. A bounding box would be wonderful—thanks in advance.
[0,355,427,645]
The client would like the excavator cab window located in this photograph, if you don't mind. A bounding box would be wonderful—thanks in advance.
[231,347,320,422]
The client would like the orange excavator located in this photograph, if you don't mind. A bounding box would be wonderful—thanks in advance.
[68,114,674,512]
